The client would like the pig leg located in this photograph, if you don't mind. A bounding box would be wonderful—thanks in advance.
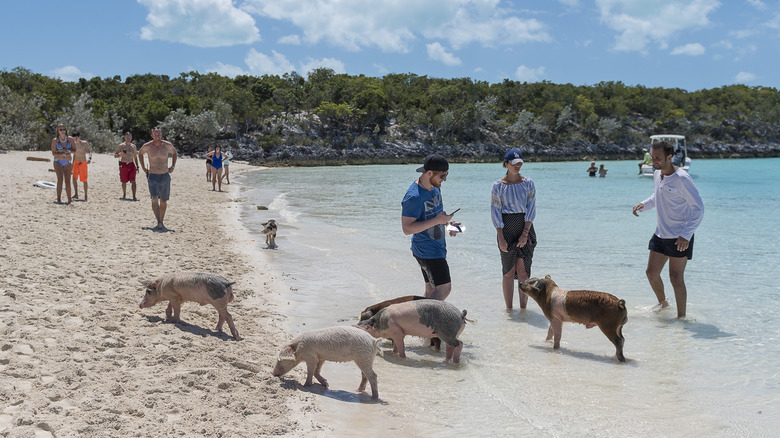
[550,318,563,349]
[215,307,240,340]
[390,335,407,359]
[356,367,379,399]
[302,358,317,387]
[444,342,464,364]
[598,322,626,362]
[166,299,182,323]
[313,359,328,387]
[546,323,554,342]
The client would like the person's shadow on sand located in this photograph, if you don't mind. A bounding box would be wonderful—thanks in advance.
[141,226,175,233]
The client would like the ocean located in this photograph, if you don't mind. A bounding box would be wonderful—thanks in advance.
[236,157,780,437]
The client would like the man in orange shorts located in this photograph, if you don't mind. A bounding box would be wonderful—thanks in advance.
[114,132,140,200]
[70,131,92,201]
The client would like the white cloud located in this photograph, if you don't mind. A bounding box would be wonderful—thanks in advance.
[734,71,757,83]
[747,0,767,10]
[242,0,551,52]
[50,66,92,82]
[299,57,346,75]
[139,0,260,47]
[595,0,720,52]
[279,34,301,45]
[426,42,462,66]
[514,65,545,82]
[207,62,248,78]
[244,49,295,75]
[558,0,580,7]
[671,42,705,55]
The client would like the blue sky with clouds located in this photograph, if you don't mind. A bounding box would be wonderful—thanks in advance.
[1,0,778,91]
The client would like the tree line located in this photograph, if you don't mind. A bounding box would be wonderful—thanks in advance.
[2,66,779,158]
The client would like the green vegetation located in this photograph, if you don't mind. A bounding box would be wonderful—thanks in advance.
[2,66,779,158]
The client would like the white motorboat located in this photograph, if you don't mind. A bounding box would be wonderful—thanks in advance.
[640,134,691,176]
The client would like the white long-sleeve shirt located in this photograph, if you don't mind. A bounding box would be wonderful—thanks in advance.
[491,177,536,228]
[640,168,704,240]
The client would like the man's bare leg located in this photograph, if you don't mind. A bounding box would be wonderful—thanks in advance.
[131,181,137,201]
[83,181,88,201]
[121,182,127,199]
[158,199,168,229]
[668,257,688,318]
[646,251,670,311]
[427,283,451,301]
[151,197,161,228]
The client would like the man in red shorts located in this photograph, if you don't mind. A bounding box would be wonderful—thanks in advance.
[114,132,140,200]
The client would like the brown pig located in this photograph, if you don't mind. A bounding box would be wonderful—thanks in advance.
[138,272,240,340]
[272,326,382,399]
[520,275,627,362]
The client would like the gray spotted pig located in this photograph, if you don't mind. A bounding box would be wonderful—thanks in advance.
[138,272,240,340]
[358,300,467,363]
[271,326,382,399]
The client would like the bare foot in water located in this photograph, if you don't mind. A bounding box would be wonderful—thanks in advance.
[652,299,669,312]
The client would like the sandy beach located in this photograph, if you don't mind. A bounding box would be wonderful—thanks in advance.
[0,151,323,437]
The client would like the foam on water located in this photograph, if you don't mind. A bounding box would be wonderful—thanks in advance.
[238,158,780,436]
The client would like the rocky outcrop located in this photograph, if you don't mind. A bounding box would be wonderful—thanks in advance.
[225,136,780,166]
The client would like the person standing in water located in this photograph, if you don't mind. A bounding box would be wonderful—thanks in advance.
[632,140,703,318]
[401,154,460,301]
[491,148,537,310]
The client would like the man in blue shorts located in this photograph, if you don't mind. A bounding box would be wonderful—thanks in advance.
[139,127,177,231]
[633,140,703,318]
[401,154,460,300]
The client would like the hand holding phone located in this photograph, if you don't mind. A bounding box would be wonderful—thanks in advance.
[449,208,460,215]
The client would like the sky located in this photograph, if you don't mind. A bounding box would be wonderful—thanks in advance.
[1,0,779,91]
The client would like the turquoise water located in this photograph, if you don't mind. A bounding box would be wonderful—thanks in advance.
[238,158,780,436]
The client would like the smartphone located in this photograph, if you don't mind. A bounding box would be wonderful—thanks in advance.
[449,208,460,215]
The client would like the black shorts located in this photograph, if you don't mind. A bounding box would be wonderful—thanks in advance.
[649,234,694,260]
[414,256,451,287]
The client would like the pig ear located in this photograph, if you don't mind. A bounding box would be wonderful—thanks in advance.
[279,345,295,359]
[138,278,149,286]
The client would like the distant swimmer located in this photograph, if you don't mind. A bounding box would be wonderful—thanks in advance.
[586,161,597,177]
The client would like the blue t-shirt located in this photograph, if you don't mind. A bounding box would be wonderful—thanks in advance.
[401,181,446,259]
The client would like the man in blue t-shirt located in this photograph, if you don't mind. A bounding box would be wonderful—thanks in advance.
[401,154,460,300]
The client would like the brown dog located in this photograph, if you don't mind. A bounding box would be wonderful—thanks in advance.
[520,275,628,362]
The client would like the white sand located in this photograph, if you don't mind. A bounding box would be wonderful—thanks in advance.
[0,151,326,436]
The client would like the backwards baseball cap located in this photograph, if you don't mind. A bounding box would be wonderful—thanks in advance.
[504,148,523,164]
[416,154,449,172]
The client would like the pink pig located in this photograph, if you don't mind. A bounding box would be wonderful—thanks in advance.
[138,272,240,340]
[358,300,467,363]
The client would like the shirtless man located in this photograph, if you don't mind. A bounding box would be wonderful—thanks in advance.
[114,132,140,200]
[139,127,177,231]
[70,131,92,201]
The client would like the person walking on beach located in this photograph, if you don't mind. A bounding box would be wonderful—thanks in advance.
[491,148,537,310]
[632,140,703,318]
[139,127,177,231]
[586,161,598,177]
[401,154,460,301]
[50,124,74,204]
[205,144,224,192]
[70,131,92,201]
[114,132,140,201]
[221,149,232,185]
[205,146,213,182]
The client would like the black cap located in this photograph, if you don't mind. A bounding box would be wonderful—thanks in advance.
[416,154,449,172]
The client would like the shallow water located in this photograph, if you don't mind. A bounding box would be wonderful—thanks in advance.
[238,158,780,436]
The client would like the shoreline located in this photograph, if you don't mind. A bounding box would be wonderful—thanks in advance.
[0,151,322,436]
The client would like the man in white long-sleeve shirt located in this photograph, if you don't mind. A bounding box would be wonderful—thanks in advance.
[632,141,704,318]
